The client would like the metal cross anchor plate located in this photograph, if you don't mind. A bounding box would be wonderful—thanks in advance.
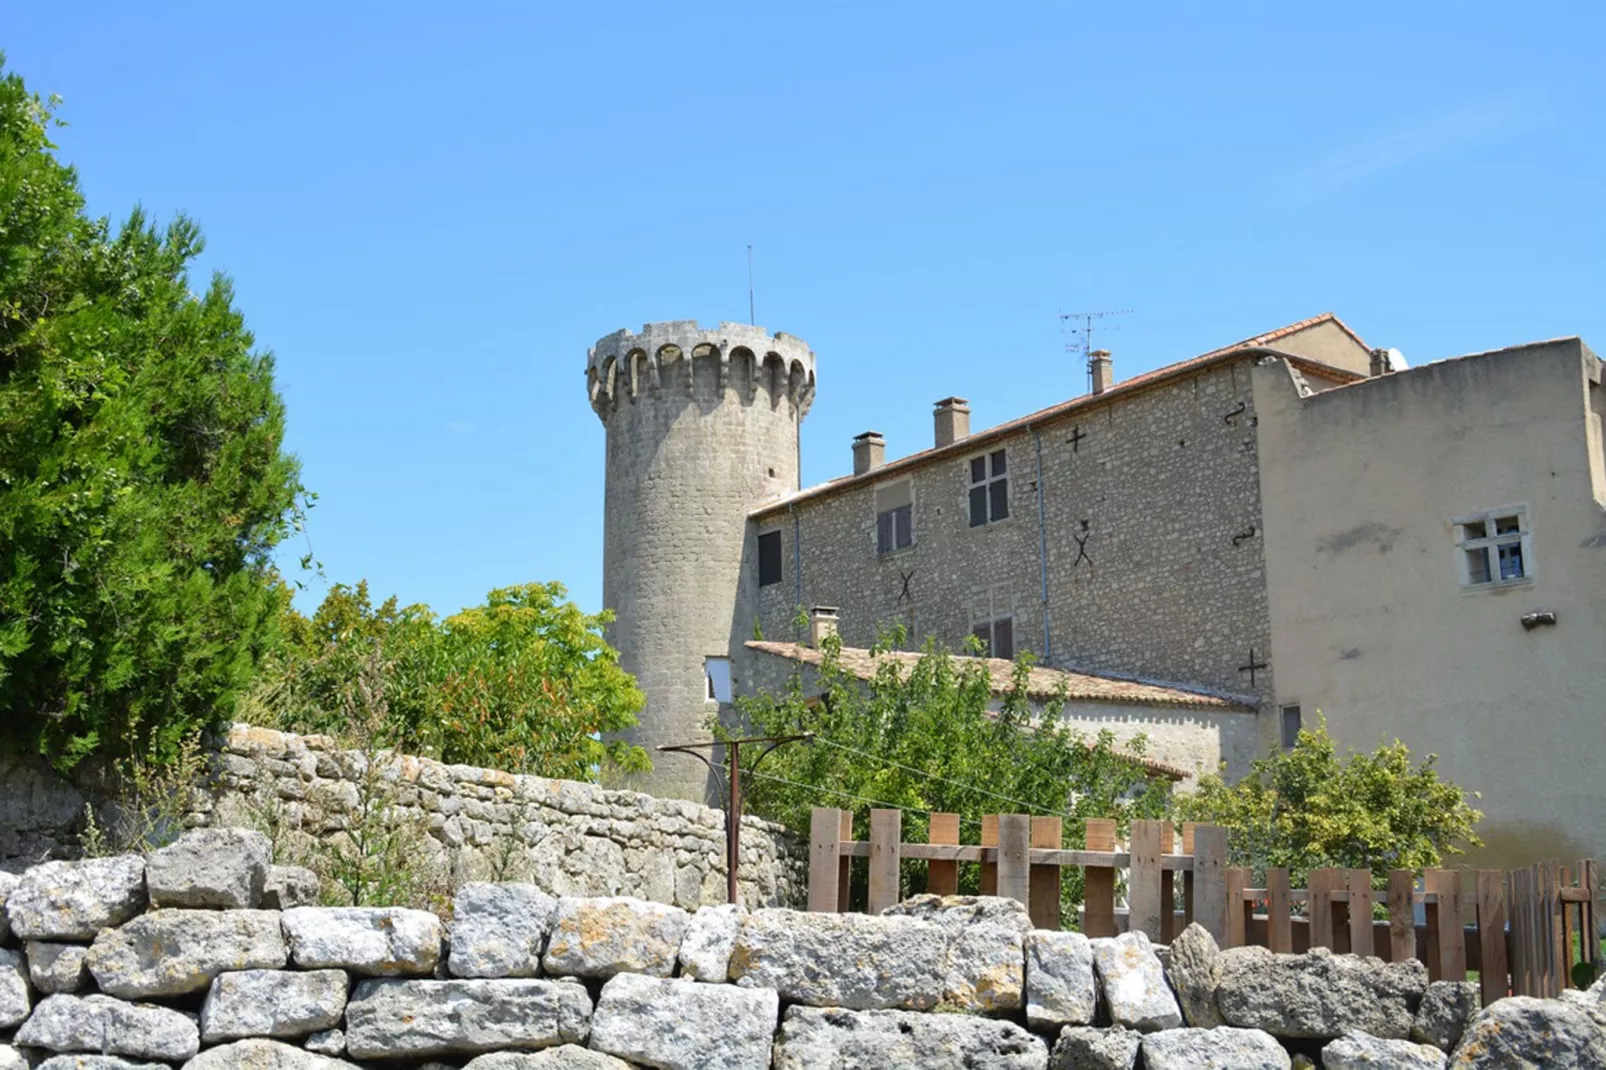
[1237,648,1269,687]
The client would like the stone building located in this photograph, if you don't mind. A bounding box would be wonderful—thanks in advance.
[587,316,1606,868]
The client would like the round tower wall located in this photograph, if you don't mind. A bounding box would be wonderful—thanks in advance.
[589,322,815,803]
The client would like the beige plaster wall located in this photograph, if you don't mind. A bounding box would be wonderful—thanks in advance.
[1253,340,1606,870]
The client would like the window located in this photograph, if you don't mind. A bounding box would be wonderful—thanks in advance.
[875,480,914,555]
[1455,507,1531,587]
[704,657,732,703]
[969,584,1015,659]
[757,530,783,587]
[1280,705,1302,749]
[968,449,1009,527]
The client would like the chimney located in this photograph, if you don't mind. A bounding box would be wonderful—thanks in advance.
[852,431,885,476]
[809,606,839,648]
[1369,347,1393,377]
[1089,350,1114,395]
[933,397,971,448]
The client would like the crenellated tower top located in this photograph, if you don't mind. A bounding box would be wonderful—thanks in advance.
[586,321,816,420]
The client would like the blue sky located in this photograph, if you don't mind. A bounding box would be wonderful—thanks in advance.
[7,3,1603,616]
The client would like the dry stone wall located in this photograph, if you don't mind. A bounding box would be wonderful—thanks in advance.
[1,725,805,914]
[3,835,1602,1068]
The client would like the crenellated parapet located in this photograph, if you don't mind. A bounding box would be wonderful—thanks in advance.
[586,321,816,420]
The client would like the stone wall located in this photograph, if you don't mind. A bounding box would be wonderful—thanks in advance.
[2,725,806,913]
[1,834,1599,1068]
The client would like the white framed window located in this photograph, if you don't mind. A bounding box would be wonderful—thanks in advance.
[1454,506,1532,588]
[968,448,1009,527]
[704,656,732,703]
[874,480,914,555]
[969,584,1015,659]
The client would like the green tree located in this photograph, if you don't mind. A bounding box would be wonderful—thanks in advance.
[1173,717,1482,885]
[0,60,303,767]
[251,580,649,781]
[731,629,1173,914]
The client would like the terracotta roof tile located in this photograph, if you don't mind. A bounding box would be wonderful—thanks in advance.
[751,313,1367,517]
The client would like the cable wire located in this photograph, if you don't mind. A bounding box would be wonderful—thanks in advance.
[741,769,985,831]
[807,735,1057,817]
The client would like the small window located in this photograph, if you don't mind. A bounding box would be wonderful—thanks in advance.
[875,480,914,555]
[972,616,1014,660]
[757,531,783,587]
[704,657,732,703]
[1455,507,1530,588]
[1280,705,1302,749]
[969,584,1015,659]
[968,448,1009,527]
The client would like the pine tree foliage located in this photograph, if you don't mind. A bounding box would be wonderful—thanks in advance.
[0,60,303,766]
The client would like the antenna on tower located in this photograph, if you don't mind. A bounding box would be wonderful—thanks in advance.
[1059,309,1133,393]
[747,245,755,326]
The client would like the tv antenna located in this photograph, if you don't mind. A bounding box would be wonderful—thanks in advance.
[1059,309,1133,392]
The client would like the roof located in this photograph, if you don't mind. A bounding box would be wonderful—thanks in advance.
[750,313,1368,518]
[745,641,1254,713]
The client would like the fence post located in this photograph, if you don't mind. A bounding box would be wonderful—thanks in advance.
[1192,824,1229,945]
[808,807,843,912]
[927,813,959,896]
[1545,860,1564,996]
[1160,825,1177,943]
[1267,867,1292,953]
[980,815,999,896]
[1348,869,1375,957]
[1430,869,1466,982]
[1387,869,1416,964]
[1476,868,1508,1006]
[1182,823,1197,927]
[1030,816,1062,930]
[1084,818,1118,938]
[868,809,903,915]
[1308,868,1340,951]
[1128,819,1164,942]
[837,810,853,911]
[1224,867,1249,949]
[997,814,1031,910]
[1582,860,1599,978]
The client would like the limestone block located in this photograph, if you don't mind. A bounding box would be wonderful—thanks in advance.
[1215,945,1426,1040]
[1164,922,1224,1028]
[36,1058,171,1070]
[730,907,1023,1013]
[881,894,1033,933]
[0,947,28,1028]
[344,978,593,1058]
[262,866,321,910]
[1140,1027,1291,1070]
[14,993,200,1061]
[1412,981,1479,1052]
[1024,930,1096,1030]
[27,941,91,994]
[588,971,778,1070]
[184,1038,359,1070]
[0,1046,22,1070]
[1047,1025,1140,1070]
[771,1005,1049,1070]
[200,968,349,1042]
[0,871,17,944]
[303,1029,345,1056]
[1324,1030,1447,1069]
[464,1051,632,1070]
[1447,996,1606,1068]
[449,882,558,978]
[280,906,442,976]
[1090,931,1183,1032]
[676,903,742,982]
[540,896,689,979]
[86,908,286,998]
[6,855,146,941]
[146,828,271,909]
[1558,973,1606,1028]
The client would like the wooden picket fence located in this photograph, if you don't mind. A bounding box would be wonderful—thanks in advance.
[808,808,1599,1007]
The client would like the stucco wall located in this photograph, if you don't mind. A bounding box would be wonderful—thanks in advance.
[1253,340,1606,869]
[749,360,1273,774]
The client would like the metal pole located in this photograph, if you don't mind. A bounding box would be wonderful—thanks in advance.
[727,741,742,906]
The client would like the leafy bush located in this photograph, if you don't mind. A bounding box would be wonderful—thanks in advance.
[1173,717,1482,885]
[247,580,649,780]
[0,60,303,769]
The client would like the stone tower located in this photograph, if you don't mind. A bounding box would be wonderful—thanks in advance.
[587,321,816,802]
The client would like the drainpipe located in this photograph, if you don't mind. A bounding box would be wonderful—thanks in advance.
[789,502,803,619]
[1032,426,1051,662]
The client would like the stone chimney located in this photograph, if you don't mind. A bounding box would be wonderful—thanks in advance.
[1370,347,1394,377]
[934,397,971,448]
[809,607,840,647]
[852,432,885,476]
[1089,350,1114,395]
